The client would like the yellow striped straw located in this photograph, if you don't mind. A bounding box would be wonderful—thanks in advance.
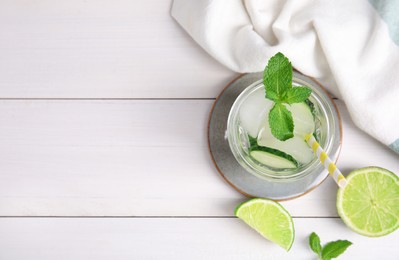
[304,133,347,188]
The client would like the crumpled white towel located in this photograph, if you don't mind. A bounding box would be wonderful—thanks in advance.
[172,0,399,154]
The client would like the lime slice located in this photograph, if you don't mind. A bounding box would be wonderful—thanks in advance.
[235,198,295,251]
[337,167,399,237]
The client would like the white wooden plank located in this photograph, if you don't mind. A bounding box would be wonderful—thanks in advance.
[0,217,398,259]
[0,100,398,217]
[0,0,234,98]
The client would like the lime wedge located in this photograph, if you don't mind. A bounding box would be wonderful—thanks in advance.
[337,167,399,237]
[235,198,295,251]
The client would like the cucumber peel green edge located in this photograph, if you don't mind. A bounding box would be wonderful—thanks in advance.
[247,135,298,167]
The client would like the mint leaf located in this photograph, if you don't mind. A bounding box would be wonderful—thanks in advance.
[268,103,294,141]
[263,52,292,101]
[264,89,280,102]
[284,86,312,104]
[321,240,352,260]
[309,232,322,256]
[308,233,352,260]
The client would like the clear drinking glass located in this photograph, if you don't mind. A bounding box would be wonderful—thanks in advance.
[227,73,341,182]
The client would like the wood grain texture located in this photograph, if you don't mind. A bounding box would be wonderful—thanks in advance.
[1,99,398,216]
[0,217,398,259]
[0,0,234,98]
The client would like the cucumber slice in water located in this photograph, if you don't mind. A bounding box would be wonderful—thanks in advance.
[304,99,316,118]
[286,101,315,136]
[250,147,298,169]
[248,135,298,169]
[255,101,316,165]
[257,132,314,165]
[257,124,314,165]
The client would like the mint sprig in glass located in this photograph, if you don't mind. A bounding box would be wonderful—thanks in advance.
[264,52,312,141]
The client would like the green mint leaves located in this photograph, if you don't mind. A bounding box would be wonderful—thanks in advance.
[263,52,312,141]
[309,232,352,260]
[322,240,353,260]
[309,232,323,256]
[284,87,312,104]
[263,52,293,102]
[269,103,294,141]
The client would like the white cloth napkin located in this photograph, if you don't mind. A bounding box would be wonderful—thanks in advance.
[172,0,399,154]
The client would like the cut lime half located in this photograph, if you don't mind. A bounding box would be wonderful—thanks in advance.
[337,167,399,237]
[235,198,295,251]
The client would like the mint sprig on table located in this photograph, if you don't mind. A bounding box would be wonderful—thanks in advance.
[309,232,352,260]
[263,52,312,141]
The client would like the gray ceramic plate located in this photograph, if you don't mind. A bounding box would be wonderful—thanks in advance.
[208,72,342,200]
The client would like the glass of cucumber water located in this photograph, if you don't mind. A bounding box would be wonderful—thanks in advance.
[227,73,341,182]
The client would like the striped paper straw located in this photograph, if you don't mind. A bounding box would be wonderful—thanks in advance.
[305,133,347,188]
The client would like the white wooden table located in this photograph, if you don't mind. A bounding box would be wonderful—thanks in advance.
[1,1,398,259]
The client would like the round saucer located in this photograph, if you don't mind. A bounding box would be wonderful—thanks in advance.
[208,72,342,200]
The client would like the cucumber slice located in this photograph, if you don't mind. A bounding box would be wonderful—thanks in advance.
[250,147,298,169]
[305,99,321,142]
[304,99,316,118]
[248,135,298,169]
[257,125,314,165]
[286,102,315,136]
